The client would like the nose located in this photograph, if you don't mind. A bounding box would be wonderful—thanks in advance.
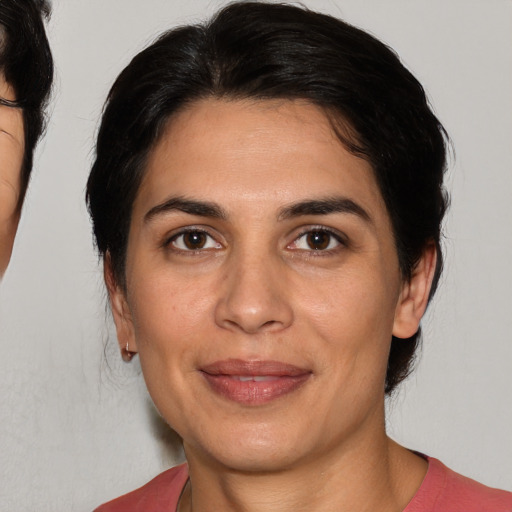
[214,251,294,334]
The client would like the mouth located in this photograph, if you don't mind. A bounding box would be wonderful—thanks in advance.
[199,359,312,405]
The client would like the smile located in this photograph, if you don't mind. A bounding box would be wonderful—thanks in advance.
[200,359,312,405]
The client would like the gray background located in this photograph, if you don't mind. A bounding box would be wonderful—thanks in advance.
[0,1,511,510]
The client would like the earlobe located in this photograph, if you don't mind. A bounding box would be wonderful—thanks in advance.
[104,253,138,360]
[392,243,437,339]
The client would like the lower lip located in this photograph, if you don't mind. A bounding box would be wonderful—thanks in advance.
[201,372,311,405]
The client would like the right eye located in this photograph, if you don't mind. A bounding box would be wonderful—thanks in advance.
[169,230,222,251]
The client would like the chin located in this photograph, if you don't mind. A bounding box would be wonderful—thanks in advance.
[185,421,311,474]
[208,446,302,474]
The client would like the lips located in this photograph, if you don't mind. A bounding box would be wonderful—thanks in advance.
[200,359,311,405]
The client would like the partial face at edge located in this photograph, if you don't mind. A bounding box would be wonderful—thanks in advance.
[0,74,24,277]
[107,98,435,472]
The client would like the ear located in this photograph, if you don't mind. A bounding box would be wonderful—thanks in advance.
[393,242,438,339]
[104,253,138,361]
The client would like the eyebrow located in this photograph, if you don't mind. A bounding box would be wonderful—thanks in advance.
[144,195,372,225]
[144,196,228,223]
[278,197,372,223]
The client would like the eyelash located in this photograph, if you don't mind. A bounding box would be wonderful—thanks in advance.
[163,226,347,255]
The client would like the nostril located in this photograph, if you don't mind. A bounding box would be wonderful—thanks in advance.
[219,316,287,334]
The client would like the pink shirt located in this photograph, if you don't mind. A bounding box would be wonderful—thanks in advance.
[404,458,512,511]
[95,457,512,511]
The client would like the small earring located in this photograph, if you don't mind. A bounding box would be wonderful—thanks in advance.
[123,341,134,362]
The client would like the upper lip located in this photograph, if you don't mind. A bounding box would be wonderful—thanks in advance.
[200,359,311,377]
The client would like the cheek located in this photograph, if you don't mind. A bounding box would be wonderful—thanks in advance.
[295,266,397,382]
[127,272,218,406]
[130,271,215,345]
[301,266,397,337]
[127,274,216,424]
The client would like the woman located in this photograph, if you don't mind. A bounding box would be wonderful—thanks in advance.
[87,2,512,510]
[0,0,53,277]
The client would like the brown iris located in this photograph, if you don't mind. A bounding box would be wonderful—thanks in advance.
[306,231,331,250]
[183,231,208,250]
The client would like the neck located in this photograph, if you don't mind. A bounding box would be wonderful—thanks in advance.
[180,416,427,512]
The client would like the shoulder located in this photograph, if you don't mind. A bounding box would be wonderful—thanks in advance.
[94,464,189,512]
[406,457,512,512]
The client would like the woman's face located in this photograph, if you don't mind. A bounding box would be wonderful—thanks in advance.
[109,98,430,472]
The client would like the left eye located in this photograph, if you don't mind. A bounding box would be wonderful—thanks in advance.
[170,230,221,251]
[290,230,342,251]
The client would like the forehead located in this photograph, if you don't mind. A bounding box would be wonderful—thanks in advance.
[134,98,387,223]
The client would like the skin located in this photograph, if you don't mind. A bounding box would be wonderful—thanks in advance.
[107,98,437,512]
[0,74,24,278]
